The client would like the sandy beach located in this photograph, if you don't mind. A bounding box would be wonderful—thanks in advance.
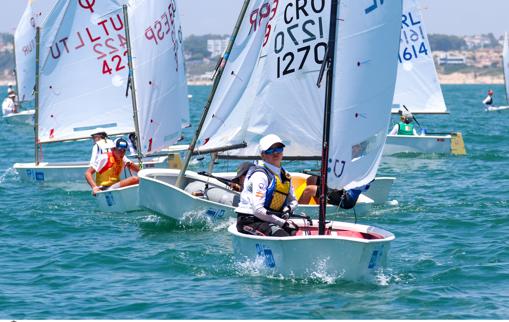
[438,72,503,84]
[0,73,504,87]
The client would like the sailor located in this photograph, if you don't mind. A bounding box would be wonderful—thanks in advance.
[85,138,140,196]
[7,85,16,99]
[235,134,299,237]
[2,91,18,115]
[389,111,418,136]
[229,161,255,192]
[297,175,370,209]
[127,132,137,156]
[483,89,494,107]
[89,129,114,166]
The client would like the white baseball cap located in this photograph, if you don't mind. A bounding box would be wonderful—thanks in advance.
[259,134,285,152]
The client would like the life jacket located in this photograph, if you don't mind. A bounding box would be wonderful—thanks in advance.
[397,121,414,135]
[2,98,15,115]
[248,163,292,212]
[95,152,123,187]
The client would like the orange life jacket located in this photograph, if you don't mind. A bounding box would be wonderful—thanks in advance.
[95,152,123,187]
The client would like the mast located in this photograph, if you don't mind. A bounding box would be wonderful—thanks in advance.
[175,0,251,188]
[123,4,143,163]
[504,32,509,106]
[318,0,340,235]
[34,27,41,165]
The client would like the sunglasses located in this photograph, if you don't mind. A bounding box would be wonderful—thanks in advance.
[264,146,284,155]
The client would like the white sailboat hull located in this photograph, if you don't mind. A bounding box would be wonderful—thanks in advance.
[95,185,139,212]
[138,169,391,222]
[2,109,35,125]
[485,105,509,112]
[384,134,452,155]
[139,169,239,221]
[13,156,169,191]
[228,219,394,281]
[14,161,92,190]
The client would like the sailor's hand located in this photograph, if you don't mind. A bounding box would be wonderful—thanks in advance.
[92,186,100,196]
[281,206,293,219]
[229,182,241,192]
[282,220,298,236]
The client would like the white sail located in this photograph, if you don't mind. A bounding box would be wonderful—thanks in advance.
[197,0,329,158]
[38,0,133,143]
[14,0,56,103]
[127,0,190,155]
[392,0,446,114]
[503,32,509,106]
[328,0,402,190]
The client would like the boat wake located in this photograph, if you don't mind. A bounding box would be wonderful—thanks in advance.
[231,256,387,285]
[179,210,233,230]
[0,167,19,184]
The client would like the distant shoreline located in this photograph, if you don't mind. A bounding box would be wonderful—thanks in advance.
[0,74,504,87]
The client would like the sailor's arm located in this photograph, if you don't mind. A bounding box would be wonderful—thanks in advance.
[124,156,140,173]
[85,167,100,196]
[389,124,399,135]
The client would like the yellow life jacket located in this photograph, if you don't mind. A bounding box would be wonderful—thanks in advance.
[95,152,123,187]
[251,164,292,212]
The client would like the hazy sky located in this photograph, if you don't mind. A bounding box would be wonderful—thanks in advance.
[0,0,508,37]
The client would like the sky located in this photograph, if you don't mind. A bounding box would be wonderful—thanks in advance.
[0,0,508,37]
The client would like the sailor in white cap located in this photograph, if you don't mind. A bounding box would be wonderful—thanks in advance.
[2,88,18,115]
[235,134,299,237]
[89,128,114,166]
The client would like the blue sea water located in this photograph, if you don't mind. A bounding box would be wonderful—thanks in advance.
[0,84,508,319]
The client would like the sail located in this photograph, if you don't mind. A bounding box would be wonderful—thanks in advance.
[127,0,190,155]
[503,32,509,106]
[38,0,133,143]
[14,0,55,103]
[196,0,330,158]
[392,0,447,114]
[327,0,402,190]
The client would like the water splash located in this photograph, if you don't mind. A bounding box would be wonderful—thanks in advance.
[305,257,345,284]
[0,167,18,184]
[232,256,272,277]
[141,214,161,223]
[179,209,233,230]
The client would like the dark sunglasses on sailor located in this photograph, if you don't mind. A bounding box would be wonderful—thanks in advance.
[264,146,284,155]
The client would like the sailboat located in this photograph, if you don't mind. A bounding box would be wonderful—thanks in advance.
[138,0,397,223]
[95,0,190,212]
[485,32,509,112]
[13,0,171,191]
[2,0,52,124]
[385,0,466,155]
[228,0,401,281]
